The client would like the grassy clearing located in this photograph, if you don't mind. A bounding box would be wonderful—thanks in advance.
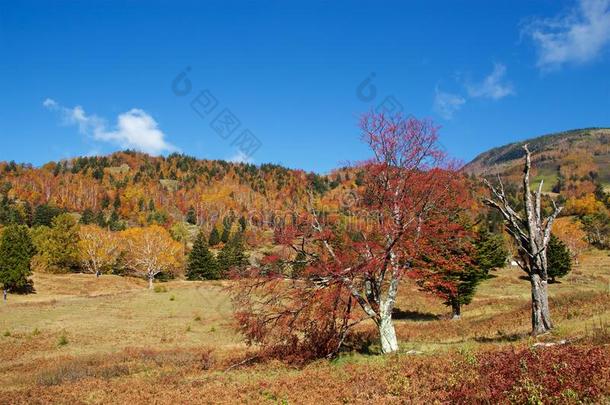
[0,250,609,403]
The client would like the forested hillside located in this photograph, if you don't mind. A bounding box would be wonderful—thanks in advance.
[0,151,356,240]
[465,128,610,196]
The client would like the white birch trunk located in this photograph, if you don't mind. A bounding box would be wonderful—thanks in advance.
[378,313,399,354]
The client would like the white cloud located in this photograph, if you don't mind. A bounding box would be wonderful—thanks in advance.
[433,87,466,120]
[42,98,57,109]
[43,99,177,155]
[466,63,515,100]
[524,0,610,69]
[228,150,253,163]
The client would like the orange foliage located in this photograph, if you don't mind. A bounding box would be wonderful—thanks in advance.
[565,193,607,216]
[78,225,119,276]
[119,225,184,286]
[553,217,588,261]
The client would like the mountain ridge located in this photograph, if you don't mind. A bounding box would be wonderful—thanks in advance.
[464,127,610,194]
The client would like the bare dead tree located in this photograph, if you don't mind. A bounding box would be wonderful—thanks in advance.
[484,144,562,335]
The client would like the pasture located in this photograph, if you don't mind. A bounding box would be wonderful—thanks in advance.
[1,250,609,404]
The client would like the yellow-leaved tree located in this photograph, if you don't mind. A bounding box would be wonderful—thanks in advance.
[119,225,184,289]
[78,225,120,277]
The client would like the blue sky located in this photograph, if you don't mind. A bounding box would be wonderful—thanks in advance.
[1,0,610,173]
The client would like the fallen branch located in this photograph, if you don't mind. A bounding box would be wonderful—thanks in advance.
[224,355,259,373]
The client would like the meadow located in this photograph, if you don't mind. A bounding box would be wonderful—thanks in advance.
[0,250,608,404]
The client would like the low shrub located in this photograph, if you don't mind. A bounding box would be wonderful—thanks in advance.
[37,359,131,386]
[449,345,610,403]
[153,285,168,293]
[57,333,68,347]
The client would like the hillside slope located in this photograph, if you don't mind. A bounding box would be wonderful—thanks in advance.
[464,128,610,194]
[0,152,355,233]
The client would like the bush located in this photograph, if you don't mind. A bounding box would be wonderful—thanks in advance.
[37,359,131,386]
[153,285,168,293]
[200,348,215,370]
[57,333,68,347]
[450,345,610,403]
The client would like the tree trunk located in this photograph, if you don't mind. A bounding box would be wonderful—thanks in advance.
[451,301,461,320]
[530,273,552,335]
[378,314,399,354]
[148,276,154,290]
[2,289,6,302]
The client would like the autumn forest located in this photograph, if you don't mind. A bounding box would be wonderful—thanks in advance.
[0,110,609,403]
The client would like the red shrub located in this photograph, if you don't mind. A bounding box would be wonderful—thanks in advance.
[450,345,610,404]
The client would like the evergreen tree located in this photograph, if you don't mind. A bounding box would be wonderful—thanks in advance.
[186,230,218,280]
[138,197,145,212]
[23,201,33,226]
[113,194,121,209]
[217,233,248,277]
[186,206,197,225]
[594,183,609,206]
[95,210,106,227]
[0,225,35,299]
[33,204,63,227]
[444,266,488,319]
[209,227,220,246]
[108,210,124,231]
[547,235,572,283]
[80,208,95,224]
[432,229,508,319]
[92,167,104,180]
[220,226,230,244]
[101,194,111,209]
[474,230,508,271]
[0,196,26,225]
[238,215,247,232]
[37,214,81,273]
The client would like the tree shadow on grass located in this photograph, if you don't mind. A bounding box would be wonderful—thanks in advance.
[11,281,36,295]
[474,332,528,343]
[392,308,440,321]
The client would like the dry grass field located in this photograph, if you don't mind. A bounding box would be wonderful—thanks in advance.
[1,250,609,404]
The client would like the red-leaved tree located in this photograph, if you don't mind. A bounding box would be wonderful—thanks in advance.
[233,112,470,358]
[408,212,477,319]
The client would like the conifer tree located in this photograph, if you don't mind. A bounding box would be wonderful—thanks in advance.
[415,228,508,319]
[36,214,81,273]
[217,233,248,277]
[186,206,197,225]
[238,215,247,232]
[547,235,572,283]
[220,226,230,244]
[33,204,63,227]
[0,225,35,300]
[186,230,218,280]
[449,230,508,317]
[80,208,95,224]
[474,229,508,271]
[209,227,220,246]
[95,210,106,228]
[113,194,121,209]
